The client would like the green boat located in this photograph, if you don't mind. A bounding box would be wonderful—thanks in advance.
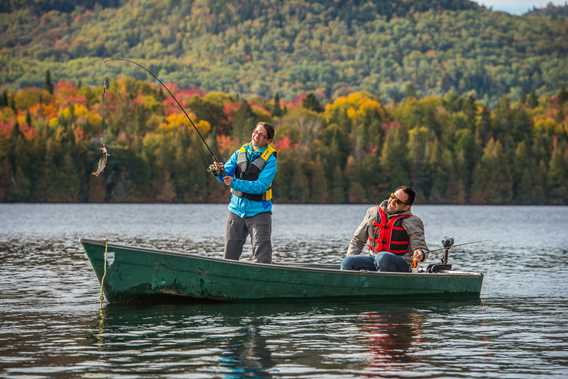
[81,239,483,303]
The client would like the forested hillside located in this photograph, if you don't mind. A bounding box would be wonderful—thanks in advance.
[1,0,567,103]
[1,1,567,204]
[526,2,568,18]
[1,79,567,204]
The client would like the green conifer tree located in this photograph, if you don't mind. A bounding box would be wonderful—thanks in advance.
[455,129,477,200]
[558,87,568,104]
[45,70,54,95]
[302,93,323,113]
[526,91,538,108]
[407,126,431,199]
[345,155,365,203]
[475,105,491,145]
[288,156,309,203]
[308,157,327,202]
[272,93,284,117]
[513,142,535,204]
[156,169,177,203]
[546,142,568,204]
[274,154,292,201]
[330,164,345,203]
[471,138,513,204]
[232,100,257,144]
[0,90,8,107]
[379,126,409,191]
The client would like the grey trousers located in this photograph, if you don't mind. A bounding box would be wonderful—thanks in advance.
[224,212,272,264]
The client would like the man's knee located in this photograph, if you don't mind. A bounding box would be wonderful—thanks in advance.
[375,252,409,272]
[340,256,355,270]
[341,255,376,271]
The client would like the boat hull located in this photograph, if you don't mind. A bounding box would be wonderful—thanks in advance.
[81,239,483,303]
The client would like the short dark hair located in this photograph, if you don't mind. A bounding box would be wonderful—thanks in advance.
[397,185,416,205]
[257,122,275,140]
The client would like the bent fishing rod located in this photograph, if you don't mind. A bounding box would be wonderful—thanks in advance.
[103,58,220,164]
[429,240,486,254]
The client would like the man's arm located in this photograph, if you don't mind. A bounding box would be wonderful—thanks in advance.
[403,216,429,260]
[346,207,374,256]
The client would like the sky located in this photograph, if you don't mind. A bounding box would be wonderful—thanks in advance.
[473,0,567,14]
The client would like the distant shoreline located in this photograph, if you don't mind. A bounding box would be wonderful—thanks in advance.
[1,202,566,206]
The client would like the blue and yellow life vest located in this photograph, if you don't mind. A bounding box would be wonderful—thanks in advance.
[231,143,277,201]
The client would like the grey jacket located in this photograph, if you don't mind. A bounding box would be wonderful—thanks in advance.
[346,202,429,263]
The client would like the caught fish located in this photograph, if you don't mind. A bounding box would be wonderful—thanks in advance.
[92,144,110,177]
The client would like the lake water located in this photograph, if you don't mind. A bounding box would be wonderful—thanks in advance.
[1,204,568,378]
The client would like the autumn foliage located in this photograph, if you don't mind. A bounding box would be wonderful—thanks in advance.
[1,79,567,204]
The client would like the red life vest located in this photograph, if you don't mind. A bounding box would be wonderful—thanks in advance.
[367,206,411,255]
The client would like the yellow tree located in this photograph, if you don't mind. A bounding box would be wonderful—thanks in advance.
[324,91,386,157]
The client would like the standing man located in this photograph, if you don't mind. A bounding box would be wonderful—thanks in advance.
[213,122,278,264]
[341,186,428,272]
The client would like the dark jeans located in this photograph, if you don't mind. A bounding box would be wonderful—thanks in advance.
[340,252,411,272]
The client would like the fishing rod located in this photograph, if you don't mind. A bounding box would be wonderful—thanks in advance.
[103,58,221,164]
[429,240,486,254]
[424,238,486,272]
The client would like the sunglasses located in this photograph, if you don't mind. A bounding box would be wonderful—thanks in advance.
[389,192,410,206]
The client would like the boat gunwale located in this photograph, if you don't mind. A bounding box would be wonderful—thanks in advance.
[80,238,483,279]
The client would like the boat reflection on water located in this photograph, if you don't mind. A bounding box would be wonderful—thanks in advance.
[219,322,276,378]
[90,299,480,377]
[358,309,425,370]
[356,299,481,374]
[89,302,288,377]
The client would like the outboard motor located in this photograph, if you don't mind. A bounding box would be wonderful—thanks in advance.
[427,237,454,273]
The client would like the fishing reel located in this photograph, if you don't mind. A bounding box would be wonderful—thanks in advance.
[207,162,225,177]
[426,237,454,273]
[441,237,454,263]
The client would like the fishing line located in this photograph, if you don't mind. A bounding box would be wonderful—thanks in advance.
[428,240,486,255]
[103,58,220,163]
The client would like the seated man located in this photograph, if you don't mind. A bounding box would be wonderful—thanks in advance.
[341,186,428,272]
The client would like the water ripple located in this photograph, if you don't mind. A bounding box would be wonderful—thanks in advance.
[2,205,568,378]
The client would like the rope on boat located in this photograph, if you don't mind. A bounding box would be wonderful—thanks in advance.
[99,240,109,306]
[97,240,109,345]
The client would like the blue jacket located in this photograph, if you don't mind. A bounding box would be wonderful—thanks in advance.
[219,144,278,218]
